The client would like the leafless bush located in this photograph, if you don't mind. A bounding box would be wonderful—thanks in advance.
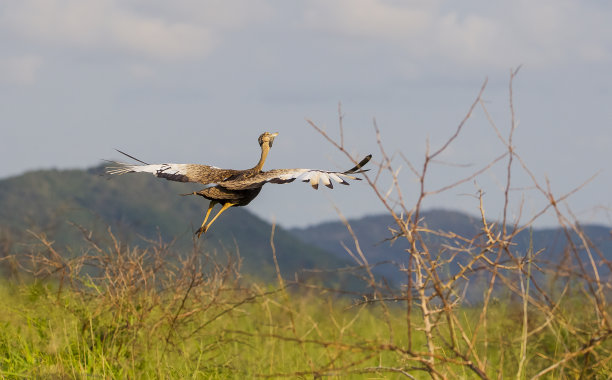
[299,68,612,378]
[20,225,272,364]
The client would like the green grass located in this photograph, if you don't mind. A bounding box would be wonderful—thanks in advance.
[0,276,609,379]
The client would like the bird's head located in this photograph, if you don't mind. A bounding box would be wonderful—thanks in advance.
[258,132,279,148]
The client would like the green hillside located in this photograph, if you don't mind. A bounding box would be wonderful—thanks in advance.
[0,165,350,281]
[3,165,609,293]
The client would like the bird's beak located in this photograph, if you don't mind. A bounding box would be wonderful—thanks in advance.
[269,132,279,146]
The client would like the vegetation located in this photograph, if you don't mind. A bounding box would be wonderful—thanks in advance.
[1,70,610,378]
[0,235,609,379]
[0,167,351,283]
[1,228,610,379]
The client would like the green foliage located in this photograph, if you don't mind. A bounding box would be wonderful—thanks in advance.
[0,265,609,378]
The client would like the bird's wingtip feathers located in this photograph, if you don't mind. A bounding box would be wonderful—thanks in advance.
[105,162,135,175]
[343,154,372,175]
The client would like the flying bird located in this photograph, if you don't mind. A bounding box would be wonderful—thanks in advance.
[106,132,371,237]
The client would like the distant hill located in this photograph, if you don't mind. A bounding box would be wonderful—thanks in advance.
[290,210,612,286]
[0,165,351,282]
[2,166,610,295]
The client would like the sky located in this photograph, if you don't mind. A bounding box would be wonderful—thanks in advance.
[1,0,611,229]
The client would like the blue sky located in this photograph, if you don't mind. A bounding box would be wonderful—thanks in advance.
[1,0,611,228]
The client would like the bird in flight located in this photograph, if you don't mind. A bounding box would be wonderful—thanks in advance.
[106,132,371,237]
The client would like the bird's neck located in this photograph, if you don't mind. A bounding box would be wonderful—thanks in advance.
[252,144,270,172]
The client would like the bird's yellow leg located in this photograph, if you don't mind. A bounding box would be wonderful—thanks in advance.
[196,201,218,237]
[196,202,234,237]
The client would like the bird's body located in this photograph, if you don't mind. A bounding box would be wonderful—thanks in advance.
[196,181,262,206]
[107,132,371,236]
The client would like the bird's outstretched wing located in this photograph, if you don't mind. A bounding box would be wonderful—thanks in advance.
[221,155,372,190]
[106,150,241,185]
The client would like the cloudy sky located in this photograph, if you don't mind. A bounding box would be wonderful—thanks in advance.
[1,0,611,228]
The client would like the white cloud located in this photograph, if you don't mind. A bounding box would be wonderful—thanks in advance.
[1,0,271,61]
[0,55,43,84]
[6,0,609,71]
[433,12,501,65]
[108,11,215,60]
[121,0,273,29]
[302,0,612,69]
[304,0,433,38]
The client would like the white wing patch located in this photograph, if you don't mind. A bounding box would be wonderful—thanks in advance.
[270,169,357,189]
[106,162,203,183]
[107,163,185,176]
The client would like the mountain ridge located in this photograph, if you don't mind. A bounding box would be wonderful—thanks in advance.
[1,165,610,290]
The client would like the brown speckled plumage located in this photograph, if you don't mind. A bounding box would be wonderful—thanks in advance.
[107,132,371,236]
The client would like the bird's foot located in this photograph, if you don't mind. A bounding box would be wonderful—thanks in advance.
[195,225,208,238]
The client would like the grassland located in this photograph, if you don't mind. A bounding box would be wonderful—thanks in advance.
[0,234,609,379]
[1,73,610,379]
